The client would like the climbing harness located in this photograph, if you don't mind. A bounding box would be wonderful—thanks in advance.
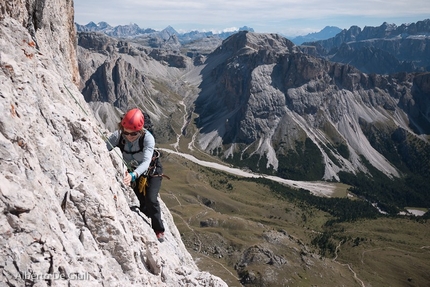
[138,150,170,195]
[148,150,171,179]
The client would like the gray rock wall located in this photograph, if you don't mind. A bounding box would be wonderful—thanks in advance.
[0,1,226,286]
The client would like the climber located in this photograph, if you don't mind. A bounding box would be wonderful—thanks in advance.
[105,108,165,242]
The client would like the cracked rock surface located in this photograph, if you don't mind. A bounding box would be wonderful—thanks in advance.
[0,1,227,286]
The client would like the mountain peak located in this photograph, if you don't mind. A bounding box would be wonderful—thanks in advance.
[238,26,255,32]
[97,21,111,29]
[219,31,294,54]
[161,25,179,35]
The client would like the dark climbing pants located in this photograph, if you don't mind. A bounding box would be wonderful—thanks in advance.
[132,176,165,233]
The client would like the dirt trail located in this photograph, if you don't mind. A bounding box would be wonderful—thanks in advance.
[333,241,366,287]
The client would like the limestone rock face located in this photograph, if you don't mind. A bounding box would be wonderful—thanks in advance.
[0,2,227,287]
[1,0,79,84]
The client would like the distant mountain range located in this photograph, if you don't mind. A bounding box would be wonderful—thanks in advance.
[75,21,346,46]
[289,26,343,45]
[75,21,346,56]
[302,19,430,74]
[75,21,255,44]
[75,19,430,75]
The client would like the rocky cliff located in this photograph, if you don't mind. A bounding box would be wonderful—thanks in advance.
[195,31,430,182]
[302,19,430,74]
[0,1,227,286]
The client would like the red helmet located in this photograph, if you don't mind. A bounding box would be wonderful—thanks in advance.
[121,108,144,131]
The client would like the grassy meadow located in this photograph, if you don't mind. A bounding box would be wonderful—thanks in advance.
[158,151,430,287]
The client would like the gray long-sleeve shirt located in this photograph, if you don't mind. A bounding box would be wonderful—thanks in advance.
[106,129,155,177]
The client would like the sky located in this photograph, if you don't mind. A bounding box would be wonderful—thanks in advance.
[73,0,430,37]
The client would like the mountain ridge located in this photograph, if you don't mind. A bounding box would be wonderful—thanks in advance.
[301,18,430,74]
[75,21,255,44]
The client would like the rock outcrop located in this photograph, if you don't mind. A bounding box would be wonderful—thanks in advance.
[0,1,227,286]
[303,19,430,74]
[191,31,430,182]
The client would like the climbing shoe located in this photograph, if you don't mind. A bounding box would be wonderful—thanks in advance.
[156,232,165,243]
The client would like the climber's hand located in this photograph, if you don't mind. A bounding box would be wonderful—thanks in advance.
[124,171,131,186]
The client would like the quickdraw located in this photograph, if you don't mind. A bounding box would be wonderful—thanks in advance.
[138,176,148,195]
